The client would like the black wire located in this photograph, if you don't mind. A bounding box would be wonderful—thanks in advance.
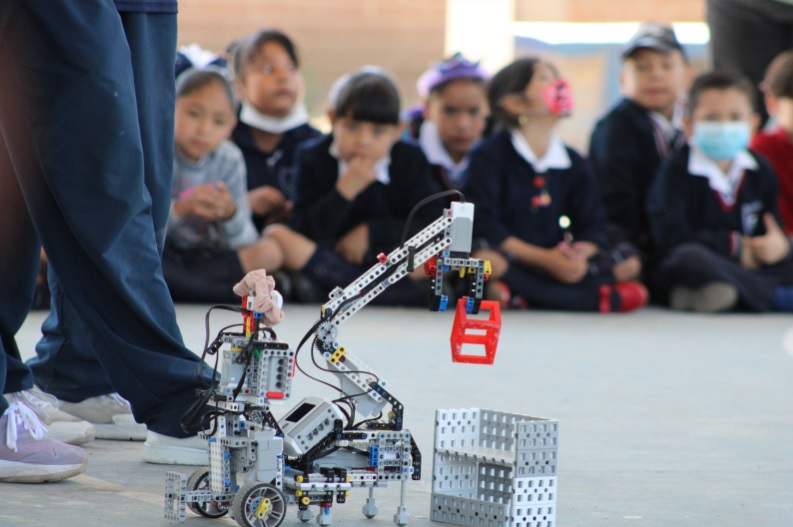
[399,189,465,248]
[353,412,384,429]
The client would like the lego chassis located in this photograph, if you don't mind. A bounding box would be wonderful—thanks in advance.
[164,201,499,527]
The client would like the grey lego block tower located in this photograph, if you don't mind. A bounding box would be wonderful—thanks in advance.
[431,408,559,527]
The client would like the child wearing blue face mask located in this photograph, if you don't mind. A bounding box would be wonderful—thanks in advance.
[647,70,793,312]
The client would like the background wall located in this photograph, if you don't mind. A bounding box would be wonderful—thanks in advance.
[177,0,708,147]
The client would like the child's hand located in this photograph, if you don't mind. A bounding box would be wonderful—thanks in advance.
[248,186,287,217]
[544,245,588,284]
[739,236,759,269]
[175,183,232,221]
[336,156,378,201]
[746,213,790,265]
[212,182,237,221]
[335,223,369,265]
[570,241,598,260]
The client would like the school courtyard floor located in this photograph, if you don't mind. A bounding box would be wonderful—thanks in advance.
[4,303,793,527]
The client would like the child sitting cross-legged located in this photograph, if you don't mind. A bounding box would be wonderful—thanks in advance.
[647,71,793,313]
[463,58,647,312]
[163,67,284,303]
[263,69,442,305]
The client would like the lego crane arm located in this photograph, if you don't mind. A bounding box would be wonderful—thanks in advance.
[315,201,481,347]
[309,201,490,423]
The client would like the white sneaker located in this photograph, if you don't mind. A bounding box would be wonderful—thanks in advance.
[6,388,95,446]
[0,401,87,483]
[59,393,147,441]
[141,431,208,465]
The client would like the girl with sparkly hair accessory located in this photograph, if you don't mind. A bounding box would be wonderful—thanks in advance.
[407,52,490,189]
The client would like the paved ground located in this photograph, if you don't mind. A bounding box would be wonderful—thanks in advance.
[3,304,793,527]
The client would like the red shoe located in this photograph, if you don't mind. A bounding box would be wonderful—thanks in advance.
[599,282,648,313]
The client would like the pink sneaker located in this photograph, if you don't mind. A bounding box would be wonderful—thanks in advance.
[0,401,87,483]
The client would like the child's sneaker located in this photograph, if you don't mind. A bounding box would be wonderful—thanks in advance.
[670,282,738,313]
[141,430,208,465]
[599,282,648,313]
[6,387,95,446]
[0,401,87,483]
[59,393,147,441]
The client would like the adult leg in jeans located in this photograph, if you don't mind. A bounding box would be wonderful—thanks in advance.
[28,10,188,404]
[0,0,208,438]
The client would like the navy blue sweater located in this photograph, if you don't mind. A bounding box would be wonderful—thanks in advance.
[464,130,608,250]
[232,122,321,197]
[646,144,779,259]
[589,98,668,255]
[114,0,176,12]
[290,134,442,261]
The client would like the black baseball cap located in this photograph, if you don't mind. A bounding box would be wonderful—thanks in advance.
[622,22,685,60]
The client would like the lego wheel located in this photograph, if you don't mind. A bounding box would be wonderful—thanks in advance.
[231,482,287,527]
[186,468,230,518]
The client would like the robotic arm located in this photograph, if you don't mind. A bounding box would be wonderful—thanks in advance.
[305,201,497,425]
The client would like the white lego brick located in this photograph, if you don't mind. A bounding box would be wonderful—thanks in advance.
[164,471,187,522]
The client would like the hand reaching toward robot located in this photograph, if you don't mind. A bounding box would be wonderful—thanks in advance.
[233,269,285,326]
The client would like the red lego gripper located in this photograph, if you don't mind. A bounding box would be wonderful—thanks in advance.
[450,299,501,365]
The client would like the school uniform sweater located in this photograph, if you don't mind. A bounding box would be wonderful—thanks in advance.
[167,141,258,251]
[290,134,441,261]
[589,98,681,255]
[646,143,779,259]
[114,0,176,12]
[232,121,320,195]
[751,127,793,235]
[464,130,609,250]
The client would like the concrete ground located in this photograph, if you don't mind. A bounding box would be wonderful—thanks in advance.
[3,304,793,527]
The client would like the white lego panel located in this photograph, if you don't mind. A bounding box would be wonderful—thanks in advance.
[164,471,187,522]
[430,494,510,527]
[432,409,559,527]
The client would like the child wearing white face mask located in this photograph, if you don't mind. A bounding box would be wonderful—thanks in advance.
[647,70,793,312]
[230,29,321,230]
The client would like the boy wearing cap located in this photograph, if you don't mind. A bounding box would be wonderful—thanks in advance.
[406,52,490,190]
[589,22,690,267]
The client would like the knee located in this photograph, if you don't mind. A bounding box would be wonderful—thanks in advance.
[667,243,714,267]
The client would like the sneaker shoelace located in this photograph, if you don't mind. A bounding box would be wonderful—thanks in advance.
[5,401,47,451]
[103,393,132,410]
[11,388,61,419]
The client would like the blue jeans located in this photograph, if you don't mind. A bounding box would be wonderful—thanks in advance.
[0,0,209,437]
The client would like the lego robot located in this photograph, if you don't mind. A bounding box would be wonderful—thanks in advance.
[164,201,500,527]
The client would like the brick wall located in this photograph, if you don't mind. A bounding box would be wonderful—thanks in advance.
[515,0,705,22]
[178,0,446,119]
[177,0,707,143]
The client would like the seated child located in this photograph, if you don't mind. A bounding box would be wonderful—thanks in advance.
[751,50,793,235]
[408,52,490,190]
[230,29,321,229]
[647,71,793,313]
[589,22,690,263]
[464,57,647,312]
[264,69,442,305]
[163,68,284,303]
